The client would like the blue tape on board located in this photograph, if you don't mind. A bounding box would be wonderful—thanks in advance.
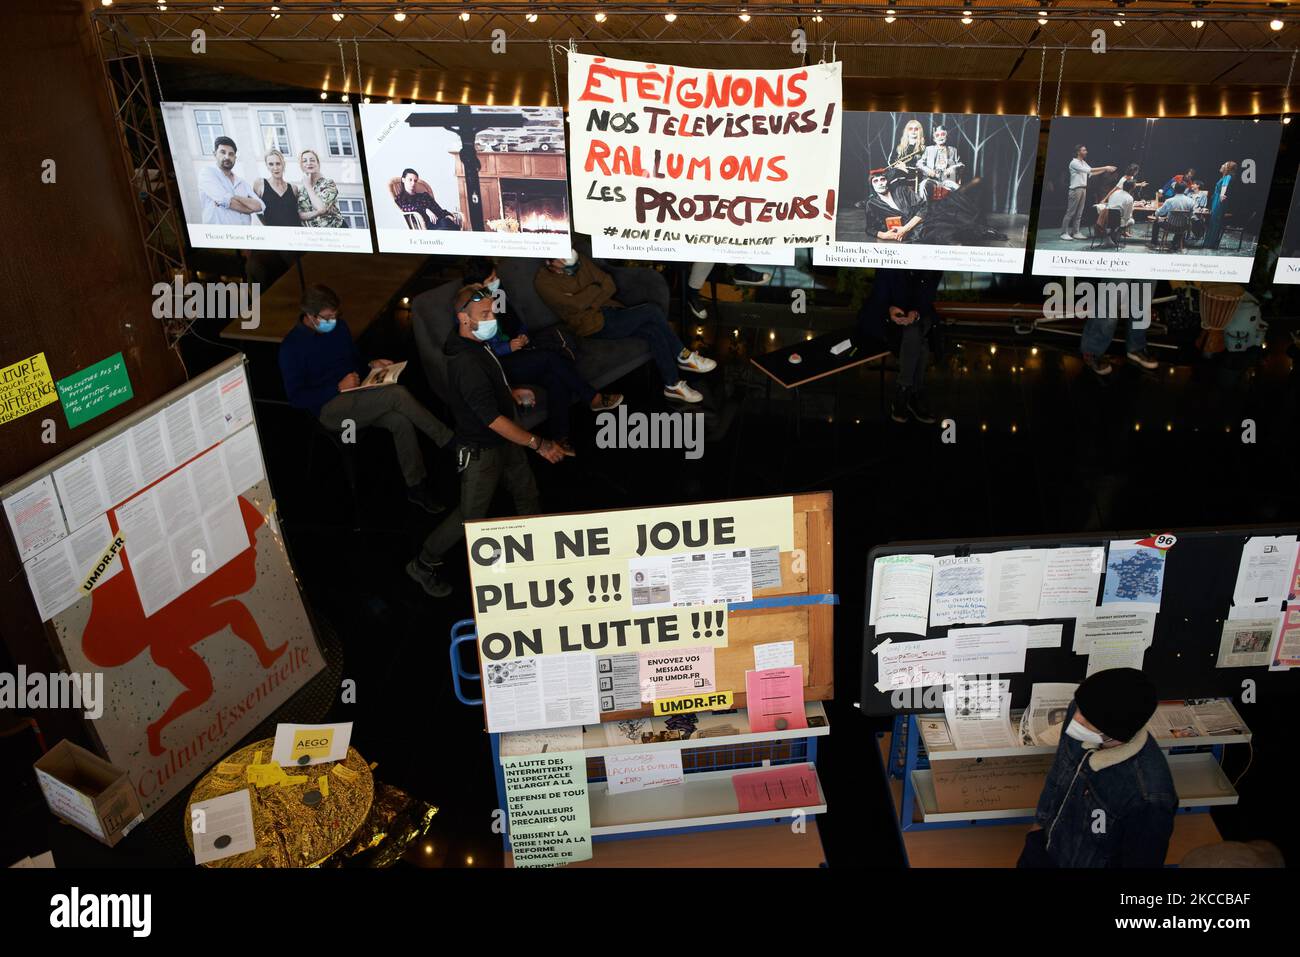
[727,593,839,612]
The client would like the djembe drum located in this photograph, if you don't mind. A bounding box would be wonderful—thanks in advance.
[1197,283,1244,356]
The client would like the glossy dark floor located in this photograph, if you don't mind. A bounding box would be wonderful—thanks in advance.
[4,275,1297,869]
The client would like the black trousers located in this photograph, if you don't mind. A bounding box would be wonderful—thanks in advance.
[417,444,540,565]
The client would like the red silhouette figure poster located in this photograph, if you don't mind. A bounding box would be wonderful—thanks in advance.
[48,474,322,818]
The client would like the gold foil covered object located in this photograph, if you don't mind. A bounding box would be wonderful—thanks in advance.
[184,737,374,868]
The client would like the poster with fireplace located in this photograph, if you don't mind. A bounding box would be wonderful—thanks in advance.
[1,356,325,819]
[359,103,572,258]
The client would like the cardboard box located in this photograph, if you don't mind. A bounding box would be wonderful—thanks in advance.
[930,754,1053,814]
[34,741,143,847]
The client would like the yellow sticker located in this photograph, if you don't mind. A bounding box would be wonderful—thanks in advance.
[652,690,734,716]
[0,352,58,426]
[246,764,308,789]
[290,728,335,763]
[81,533,126,593]
[330,764,359,783]
[319,775,329,798]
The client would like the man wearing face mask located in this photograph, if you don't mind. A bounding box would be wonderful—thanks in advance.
[406,285,566,598]
[1018,668,1177,868]
[463,257,621,455]
[280,285,453,514]
[534,250,716,404]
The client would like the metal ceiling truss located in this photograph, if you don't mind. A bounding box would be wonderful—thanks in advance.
[93,4,1300,55]
[94,39,191,341]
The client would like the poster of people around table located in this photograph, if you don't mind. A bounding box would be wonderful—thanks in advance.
[359,103,571,258]
[812,111,1039,273]
[160,102,374,253]
[568,52,841,264]
[1033,116,1281,282]
[1272,166,1300,283]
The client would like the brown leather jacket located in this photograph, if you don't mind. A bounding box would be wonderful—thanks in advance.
[533,255,621,337]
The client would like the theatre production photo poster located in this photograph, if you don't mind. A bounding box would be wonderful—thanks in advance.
[161,101,374,254]
[359,103,571,258]
[813,111,1039,273]
[1032,116,1282,282]
[568,52,842,264]
[1272,166,1300,283]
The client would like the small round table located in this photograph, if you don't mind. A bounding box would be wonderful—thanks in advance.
[184,737,374,868]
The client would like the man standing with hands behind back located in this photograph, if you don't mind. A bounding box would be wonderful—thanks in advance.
[858,268,941,425]
[1061,144,1116,241]
[406,286,565,599]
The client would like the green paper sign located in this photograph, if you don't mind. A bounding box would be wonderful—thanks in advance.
[57,352,133,429]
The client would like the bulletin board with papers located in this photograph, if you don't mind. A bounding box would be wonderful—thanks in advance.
[861,525,1300,717]
[0,354,326,818]
[465,492,834,734]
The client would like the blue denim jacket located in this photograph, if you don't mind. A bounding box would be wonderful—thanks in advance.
[1035,702,1178,868]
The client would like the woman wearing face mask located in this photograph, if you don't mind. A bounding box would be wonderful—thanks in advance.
[297,149,346,228]
[462,258,620,456]
[253,149,300,227]
[1018,668,1177,868]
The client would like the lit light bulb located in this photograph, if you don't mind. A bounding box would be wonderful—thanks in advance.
[320,91,328,100]
[460,11,471,21]
[394,11,407,21]
[1190,19,1204,28]
[333,12,344,21]
[527,13,539,22]
[1271,18,1285,31]
[664,13,677,22]
[1038,17,1047,25]
[739,11,751,22]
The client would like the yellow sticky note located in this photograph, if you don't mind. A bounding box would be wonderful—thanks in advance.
[652,690,734,716]
[0,352,57,426]
[330,764,359,783]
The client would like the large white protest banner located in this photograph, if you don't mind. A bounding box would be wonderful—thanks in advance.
[567,52,842,261]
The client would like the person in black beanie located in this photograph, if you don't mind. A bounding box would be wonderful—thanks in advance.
[1018,668,1177,868]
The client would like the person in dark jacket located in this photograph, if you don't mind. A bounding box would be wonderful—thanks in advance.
[463,257,621,455]
[858,268,941,425]
[406,285,566,599]
[278,284,452,513]
[1018,668,1177,868]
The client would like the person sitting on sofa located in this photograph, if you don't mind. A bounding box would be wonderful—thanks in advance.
[279,284,452,513]
[534,250,716,404]
[463,257,621,456]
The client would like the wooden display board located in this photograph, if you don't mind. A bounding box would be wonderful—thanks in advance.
[465,492,834,730]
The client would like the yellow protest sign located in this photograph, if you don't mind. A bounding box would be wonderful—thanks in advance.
[465,496,794,570]
[477,604,729,661]
[0,352,58,426]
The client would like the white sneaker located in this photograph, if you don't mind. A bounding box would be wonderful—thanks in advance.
[1060,233,1077,241]
[677,350,717,373]
[1072,233,1089,240]
[664,380,704,403]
